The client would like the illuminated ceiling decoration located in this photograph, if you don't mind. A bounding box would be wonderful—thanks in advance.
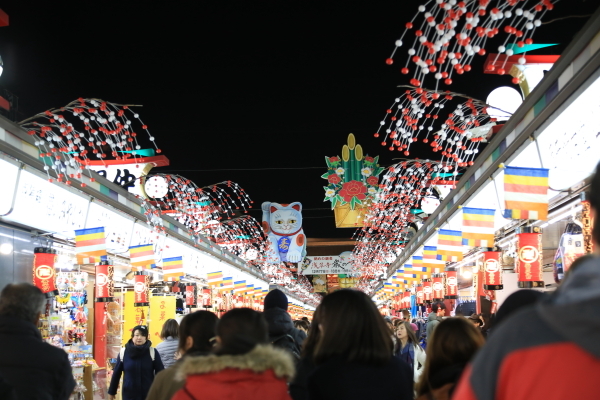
[21,98,160,185]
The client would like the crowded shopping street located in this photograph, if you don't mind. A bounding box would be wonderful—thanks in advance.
[0,1,599,399]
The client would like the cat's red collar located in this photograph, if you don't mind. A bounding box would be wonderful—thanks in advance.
[270,228,303,237]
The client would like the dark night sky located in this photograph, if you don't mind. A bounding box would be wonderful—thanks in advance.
[0,0,597,239]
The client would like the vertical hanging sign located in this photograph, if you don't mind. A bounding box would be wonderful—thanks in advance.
[483,250,503,290]
[149,295,176,346]
[432,274,444,301]
[95,260,114,302]
[133,272,150,307]
[416,284,424,305]
[185,284,197,308]
[444,270,458,299]
[201,288,212,308]
[422,279,433,303]
[33,247,58,297]
[516,227,544,288]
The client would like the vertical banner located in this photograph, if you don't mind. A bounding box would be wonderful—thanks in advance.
[516,227,544,288]
[422,279,433,303]
[432,274,444,301]
[122,291,148,345]
[149,295,176,346]
[33,247,58,297]
[95,261,114,302]
[444,270,458,299]
[201,288,212,308]
[483,250,503,290]
[134,272,150,306]
[186,284,197,308]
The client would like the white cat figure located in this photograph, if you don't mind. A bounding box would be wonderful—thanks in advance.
[261,202,307,263]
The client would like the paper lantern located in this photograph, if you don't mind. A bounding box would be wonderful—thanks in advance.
[403,290,412,310]
[432,274,444,301]
[33,247,58,297]
[516,227,544,288]
[201,288,212,308]
[416,284,424,305]
[483,250,503,290]
[133,272,150,307]
[185,284,197,308]
[95,260,114,302]
[422,279,433,303]
[444,270,458,299]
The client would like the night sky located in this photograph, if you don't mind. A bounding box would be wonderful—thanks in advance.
[0,0,597,239]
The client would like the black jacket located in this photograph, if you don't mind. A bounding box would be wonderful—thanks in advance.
[0,315,75,400]
[264,307,307,348]
[307,356,413,400]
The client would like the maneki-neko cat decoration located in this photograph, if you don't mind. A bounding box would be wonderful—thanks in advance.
[261,202,307,263]
[322,134,383,228]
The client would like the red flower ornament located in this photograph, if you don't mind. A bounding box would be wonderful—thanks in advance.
[328,174,342,184]
[366,176,378,186]
[339,181,367,203]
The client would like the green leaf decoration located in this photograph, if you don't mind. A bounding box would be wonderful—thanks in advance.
[325,156,332,168]
[331,196,338,209]
[321,172,330,179]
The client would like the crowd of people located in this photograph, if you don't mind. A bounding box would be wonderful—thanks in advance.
[1,166,600,399]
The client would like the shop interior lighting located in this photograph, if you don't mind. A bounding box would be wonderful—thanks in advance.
[0,243,12,255]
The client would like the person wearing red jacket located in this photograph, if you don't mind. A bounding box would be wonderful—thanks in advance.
[171,308,294,400]
[453,163,600,400]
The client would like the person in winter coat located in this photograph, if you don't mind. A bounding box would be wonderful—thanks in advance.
[155,318,179,368]
[263,289,306,354]
[172,308,295,400]
[416,318,484,400]
[108,325,164,400]
[306,289,414,400]
[146,311,218,400]
[426,301,446,339]
[396,321,426,385]
[0,283,75,400]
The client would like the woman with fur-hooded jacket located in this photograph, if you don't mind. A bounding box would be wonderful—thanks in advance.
[171,308,295,400]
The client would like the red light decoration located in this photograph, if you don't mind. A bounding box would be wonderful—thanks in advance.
[33,247,58,297]
[133,272,150,307]
[95,260,114,302]
[444,270,458,299]
[483,250,503,290]
[516,227,544,288]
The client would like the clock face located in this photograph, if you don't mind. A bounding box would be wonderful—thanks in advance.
[144,176,169,198]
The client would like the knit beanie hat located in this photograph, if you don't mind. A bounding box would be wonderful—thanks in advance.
[264,289,288,311]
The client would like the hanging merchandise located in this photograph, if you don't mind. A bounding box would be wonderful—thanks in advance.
[432,274,444,301]
[33,247,59,297]
[185,284,197,308]
[416,284,424,305]
[201,288,212,309]
[483,250,503,290]
[515,227,544,288]
[444,270,458,299]
[133,272,150,307]
[422,279,433,303]
[95,260,114,302]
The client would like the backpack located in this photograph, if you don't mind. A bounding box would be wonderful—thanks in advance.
[120,346,155,361]
[271,334,301,361]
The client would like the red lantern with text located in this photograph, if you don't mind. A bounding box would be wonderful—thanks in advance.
[516,227,544,288]
[445,270,458,299]
[185,284,197,308]
[134,272,150,307]
[404,290,412,310]
[235,295,244,308]
[422,279,433,303]
[416,284,424,305]
[95,260,114,302]
[202,288,212,308]
[432,274,444,301]
[33,248,58,297]
[483,250,503,290]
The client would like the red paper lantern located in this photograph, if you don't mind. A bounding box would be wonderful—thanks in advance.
[416,284,424,305]
[422,279,433,303]
[33,248,58,297]
[483,250,503,290]
[404,290,412,310]
[444,270,458,299]
[201,288,212,308]
[432,274,444,301]
[133,272,150,307]
[185,284,197,308]
[516,227,544,288]
[95,261,114,302]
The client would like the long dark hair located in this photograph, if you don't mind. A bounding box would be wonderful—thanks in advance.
[313,289,393,366]
[178,311,219,354]
[214,308,268,356]
[397,320,418,348]
[416,318,485,396]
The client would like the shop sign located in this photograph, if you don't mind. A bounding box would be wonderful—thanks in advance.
[300,253,354,275]
[0,159,19,215]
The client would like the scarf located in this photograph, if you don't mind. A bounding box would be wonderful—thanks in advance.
[398,342,415,369]
[125,339,152,359]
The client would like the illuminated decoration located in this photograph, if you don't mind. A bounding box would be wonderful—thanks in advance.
[416,284,424,305]
[422,279,433,303]
[162,256,184,282]
[74,227,107,264]
[503,166,549,220]
[482,250,503,290]
[516,227,544,288]
[144,175,169,198]
[437,229,464,262]
[462,207,495,247]
[444,270,458,299]
[210,216,267,260]
[432,274,444,301]
[201,288,212,309]
[185,284,197,308]
[420,196,440,214]
[33,247,58,297]
[133,272,150,307]
[486,86,523,120]
[322,134,383,227]
[21,98,161,185]
[129,244,155,270]
[95,260,114,302]
[385,1,557,90]
[581,195,595,254]
[261,202,306,263]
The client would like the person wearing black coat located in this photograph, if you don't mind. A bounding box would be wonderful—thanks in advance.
[263,289,306,349]
[108,325,164,400]
[0,283,75,400]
